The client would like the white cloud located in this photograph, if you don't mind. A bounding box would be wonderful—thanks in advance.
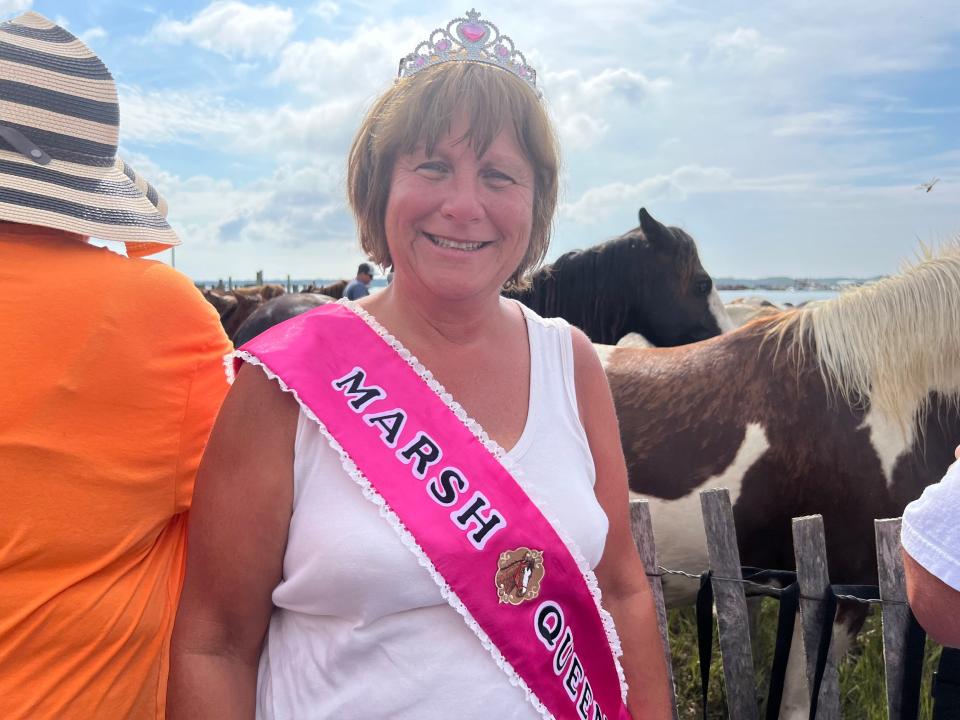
[261,98,365,159]
[270,17,422,97]
[548,67,669,107]
[310,1,339,21]
[559,167,824,225]
[583,68,671,103]
[772,109,928,138]
[545,67,669,149]
[0,0,31,16]
[212,162,351,249]
[78,26,107,45]
[561,166,735,223]
[714,27,762,50]
[554,113,608,151]
[151,1,296,59]
[119,86,252,145]
[119,84,364,163]
[772,109,856,138]
[711,27,786,66]
[120,149,356,280]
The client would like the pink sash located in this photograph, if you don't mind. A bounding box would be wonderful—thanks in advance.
[235,302,630,720]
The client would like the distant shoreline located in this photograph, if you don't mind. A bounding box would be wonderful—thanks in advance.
[718,289,840,306]
[198,278,857,291]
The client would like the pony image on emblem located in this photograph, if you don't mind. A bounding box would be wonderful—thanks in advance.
[495,548,545,605]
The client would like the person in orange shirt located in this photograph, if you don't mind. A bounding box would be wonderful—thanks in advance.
[0,12,232,719]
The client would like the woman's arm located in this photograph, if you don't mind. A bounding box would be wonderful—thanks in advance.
[570,328,674,719]
[167,364,299,719]
[901,443,960,648]
[902,549,960,647]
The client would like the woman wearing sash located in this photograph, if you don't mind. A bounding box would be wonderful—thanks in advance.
[169,10,672,720]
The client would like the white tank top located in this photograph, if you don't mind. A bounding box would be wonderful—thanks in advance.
[256,304,610,720]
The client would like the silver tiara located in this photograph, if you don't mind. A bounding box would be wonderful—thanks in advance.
[397,9,539,96]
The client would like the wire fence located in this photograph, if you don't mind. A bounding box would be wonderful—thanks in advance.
[629,490,931,720]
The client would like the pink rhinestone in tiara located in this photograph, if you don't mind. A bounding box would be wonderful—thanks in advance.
[397,9,539,96]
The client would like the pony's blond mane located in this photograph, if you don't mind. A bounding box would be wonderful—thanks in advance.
[770,242,960,428]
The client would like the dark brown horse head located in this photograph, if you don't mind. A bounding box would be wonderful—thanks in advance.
[627,207,733,346]
[506,207,733,345]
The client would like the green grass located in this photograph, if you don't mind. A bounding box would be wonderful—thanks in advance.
[666,601,942,719]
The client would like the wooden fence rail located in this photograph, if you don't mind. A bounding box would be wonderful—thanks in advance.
[629,501,679,719]
[629,490,922,719]
[876,518,916,720]
[793,514,841,720]
[700,488,760,720]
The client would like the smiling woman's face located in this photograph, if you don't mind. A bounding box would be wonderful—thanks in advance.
[383,113,535,304]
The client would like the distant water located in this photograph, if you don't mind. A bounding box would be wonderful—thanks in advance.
[718,289,840,306]
[372,285,837,304]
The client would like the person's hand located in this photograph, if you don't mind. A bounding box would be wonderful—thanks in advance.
[955,444,959,460]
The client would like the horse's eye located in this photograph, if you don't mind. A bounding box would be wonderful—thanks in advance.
[695,278,712,296]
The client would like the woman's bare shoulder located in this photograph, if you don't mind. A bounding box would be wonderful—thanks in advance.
[201,362,300,476]
[231,362,299,416]
[568,325,611,420]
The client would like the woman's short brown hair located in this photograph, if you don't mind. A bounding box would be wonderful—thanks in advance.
[347,62,560,288]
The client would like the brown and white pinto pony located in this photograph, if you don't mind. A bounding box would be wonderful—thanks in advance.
[599,244,960,717]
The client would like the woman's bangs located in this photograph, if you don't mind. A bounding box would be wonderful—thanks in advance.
[402,65,526,159]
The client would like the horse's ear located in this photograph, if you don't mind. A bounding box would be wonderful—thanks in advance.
[638,207,672,250]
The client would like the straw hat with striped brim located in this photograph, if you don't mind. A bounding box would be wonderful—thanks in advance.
[0,11,177,258]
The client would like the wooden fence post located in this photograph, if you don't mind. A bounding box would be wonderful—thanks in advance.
[629,499,679,719]
[792,514,841,719]
[876,518,917,720]
[700,488,759,720]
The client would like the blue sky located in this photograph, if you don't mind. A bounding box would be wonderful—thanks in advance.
[3,0,958,281]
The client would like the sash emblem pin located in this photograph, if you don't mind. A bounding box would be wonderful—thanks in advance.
[495,547,545,605]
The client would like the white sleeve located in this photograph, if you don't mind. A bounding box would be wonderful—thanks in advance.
[901,460,960,592]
